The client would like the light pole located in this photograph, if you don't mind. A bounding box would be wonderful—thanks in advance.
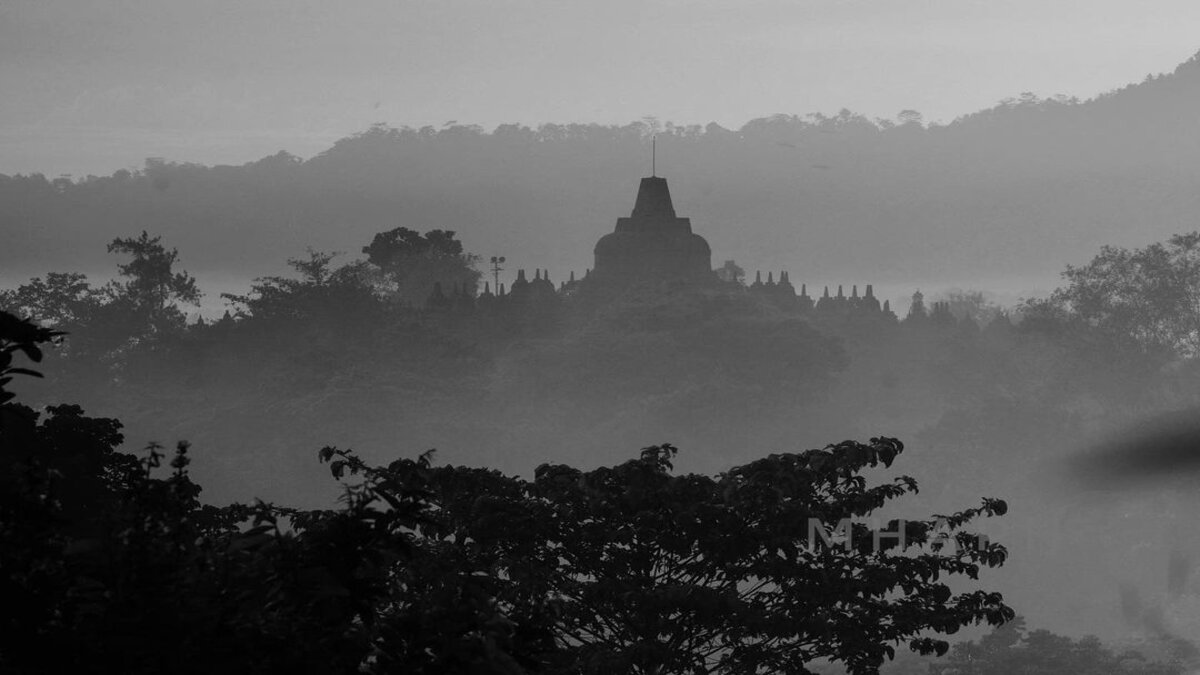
[490,256,506,293]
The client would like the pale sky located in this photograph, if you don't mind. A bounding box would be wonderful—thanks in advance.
[3,0,1200,176]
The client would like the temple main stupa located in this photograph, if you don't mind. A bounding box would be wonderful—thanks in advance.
[591,173,712,286]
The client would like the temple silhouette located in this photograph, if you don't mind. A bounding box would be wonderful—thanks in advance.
[592,175,712,285]
[424,169,998,331]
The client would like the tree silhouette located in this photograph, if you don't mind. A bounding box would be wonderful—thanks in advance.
[376,439,1013,674]
[0,272,104,329]
[362,227,481,306]
[107,231,200,333]
[221,249,381,324]
[932,616,1187,675]
[1052,232,1200,357]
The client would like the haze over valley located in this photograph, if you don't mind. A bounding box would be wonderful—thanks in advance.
[4,3,1200,673]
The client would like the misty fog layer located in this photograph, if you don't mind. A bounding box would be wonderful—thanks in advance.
[9,54,1200,300]
[6,51,1200,673]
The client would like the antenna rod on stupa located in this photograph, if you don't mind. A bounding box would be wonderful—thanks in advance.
[652,135,656,177]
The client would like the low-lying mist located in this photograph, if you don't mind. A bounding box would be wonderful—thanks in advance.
[5,232,1200,650]
[8,51,1200,669]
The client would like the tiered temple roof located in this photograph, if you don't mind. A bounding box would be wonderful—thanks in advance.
[592,176,712,285]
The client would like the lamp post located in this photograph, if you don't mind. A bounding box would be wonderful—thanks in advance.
[490,256,506,293]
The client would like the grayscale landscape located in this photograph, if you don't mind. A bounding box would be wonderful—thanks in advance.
[2,2,1199,673]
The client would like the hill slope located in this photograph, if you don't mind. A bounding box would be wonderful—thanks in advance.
[6,52,1200,294]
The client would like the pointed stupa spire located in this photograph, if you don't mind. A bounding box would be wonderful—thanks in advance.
[517,269,527,282]
[837,285,844,298]
[822,285,830,298]
[851,285,859,298]
[865,284,874,297]
[777,271,794,291]
[483,281,492,295]
[800,283,808,296]
[767,271,774,284]
[569,270,576,282]
[631,176,677,218]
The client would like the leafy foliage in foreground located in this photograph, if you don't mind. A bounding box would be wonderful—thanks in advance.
[319,438,1014,675]
[0,310,1017,674]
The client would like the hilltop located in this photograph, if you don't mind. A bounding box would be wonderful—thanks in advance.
[6,51,1200,292]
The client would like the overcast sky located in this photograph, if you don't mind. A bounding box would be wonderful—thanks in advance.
[3,0,1200,176]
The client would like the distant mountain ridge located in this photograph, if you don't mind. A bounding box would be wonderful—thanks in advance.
[6,51,1200,295]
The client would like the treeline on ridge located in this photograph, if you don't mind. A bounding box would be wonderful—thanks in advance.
[8,51,1200,284]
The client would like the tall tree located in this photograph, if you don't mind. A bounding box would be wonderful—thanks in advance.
[1053,232,1200,356]
[221,249,381,324]
[107,231,200,332]
[362,227,481,307]
[0,272,104,329]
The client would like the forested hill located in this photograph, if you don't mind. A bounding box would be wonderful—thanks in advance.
[7,50,1200,288]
